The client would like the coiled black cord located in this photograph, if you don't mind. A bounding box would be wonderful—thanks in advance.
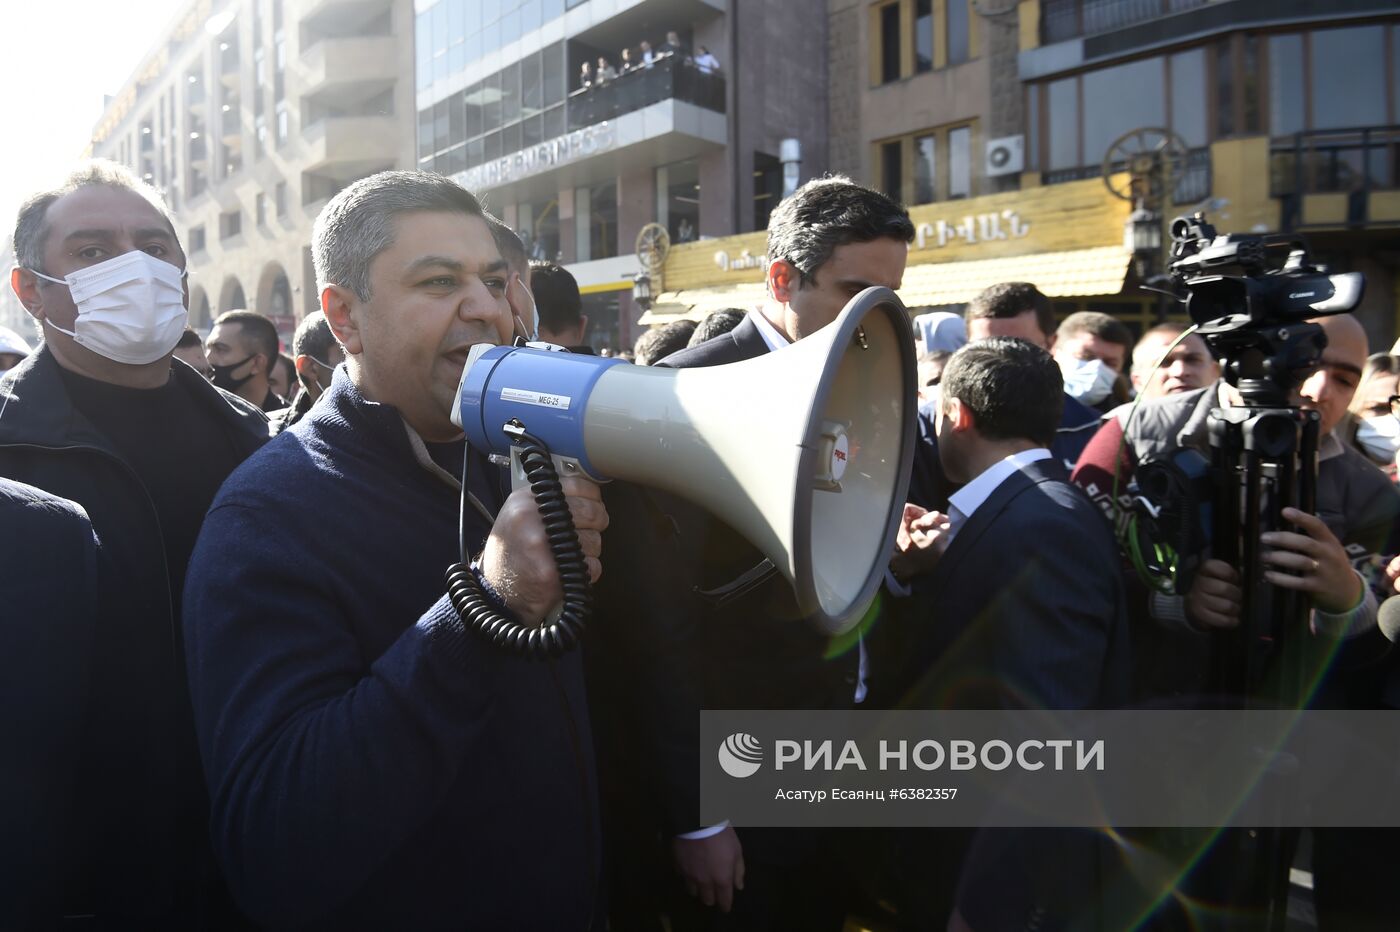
[446,420,593,658]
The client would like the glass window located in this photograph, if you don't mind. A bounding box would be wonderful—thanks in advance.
[418,107,434,160]
[880,3,901,84]
[544,0,564,23]
[589,181,618,260]
[501,8,521,44]
[881,140,903,201]
[663,159,700,244]
[913,133,936,204]
[1170,49,1208,147]
[483,0,501,24]
[1214,40,1234,137]
[434,100,449,154]
[501,61,521,125]
[522,114,543,147]
[1084,57,1164,165]
[1047,77,1079,169]
[504,120,522,155]
[915,0,933,74]
[1241,35,1261,135]
[1312,26,1386,131]
[448,0,465,49]
[432,2,449,55]
[483,70,502,129]
[448,90,464,147]
[467,136,485,168]
[522,53,542,117]
[465,82,484,138]
[542,103,565,140]
[543,43,565,107]
[1026,84,1040,170]
[485,130,502,161]
[949,126,971,198]
[521,0,542,35]
[1269,34,1304,137]
[947,0,969,66]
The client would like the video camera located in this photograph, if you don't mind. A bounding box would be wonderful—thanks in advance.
[1129,216,1364,600]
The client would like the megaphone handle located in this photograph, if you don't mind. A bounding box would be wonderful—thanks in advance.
[445,425,594,659]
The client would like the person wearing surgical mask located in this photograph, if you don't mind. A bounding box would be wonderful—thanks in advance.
[1051,310,1135,413]
[1346,352,1400,479]
[0,160,269,927]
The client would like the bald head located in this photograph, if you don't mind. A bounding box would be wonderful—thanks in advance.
[1299,314,1368,436]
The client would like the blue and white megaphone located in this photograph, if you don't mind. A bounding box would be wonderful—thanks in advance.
[452,287,917,634]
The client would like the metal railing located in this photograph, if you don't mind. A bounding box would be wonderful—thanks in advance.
[1270,126,1400,228]
[1043,146,1211,204]
[1041,0,1210,44]
[566,55,724,132]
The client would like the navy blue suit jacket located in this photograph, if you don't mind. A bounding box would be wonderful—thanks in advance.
[891,457,1129,711]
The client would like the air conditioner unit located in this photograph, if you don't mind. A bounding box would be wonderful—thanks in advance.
[985,135,1024,177]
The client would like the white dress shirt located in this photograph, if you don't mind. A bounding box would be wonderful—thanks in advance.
[943,448,1054,544]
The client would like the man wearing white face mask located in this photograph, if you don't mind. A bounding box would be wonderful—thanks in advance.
[1346,352,1400,480]
[1052,311,1135,414]
[0,160,268,927]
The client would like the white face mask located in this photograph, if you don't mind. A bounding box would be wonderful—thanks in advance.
[1355,413,1400,464]
[31,250,188,365]
[1059,356,1118,407]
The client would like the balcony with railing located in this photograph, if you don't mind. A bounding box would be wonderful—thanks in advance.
[1271,126,1400,229]
[1043,147,1212,204]
[1041,0,1211,44]
[566,56,724,132]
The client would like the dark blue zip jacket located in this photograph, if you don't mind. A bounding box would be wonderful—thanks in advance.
[0,347,268,926]
[183,369,599,930]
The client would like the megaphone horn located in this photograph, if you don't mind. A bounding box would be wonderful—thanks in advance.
[455,286,918,634]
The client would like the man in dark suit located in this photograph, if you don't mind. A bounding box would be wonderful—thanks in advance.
[595,176,913,930]
[886,337,1129,930]
[907,282,1102,512]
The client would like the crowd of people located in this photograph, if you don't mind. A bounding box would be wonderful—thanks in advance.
[578,31,720,91]
[2,158,1399,932]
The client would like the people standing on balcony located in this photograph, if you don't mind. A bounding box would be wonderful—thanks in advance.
[640,39,656,67]
[694,46,720,74]
[658,30,684,59]
[619,48,637,73]
[595,56,618,84]
[579,60,593,89]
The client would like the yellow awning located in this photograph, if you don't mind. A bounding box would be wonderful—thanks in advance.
[896,246,1132,307]
[644,282,767,324]
[642,246,1129,326]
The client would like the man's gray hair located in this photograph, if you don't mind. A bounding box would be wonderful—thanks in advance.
[312,170,484,303]
[13,159,178,273]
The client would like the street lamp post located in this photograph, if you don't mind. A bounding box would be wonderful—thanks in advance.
[632,271,653,312]
[1125,200,1166,321]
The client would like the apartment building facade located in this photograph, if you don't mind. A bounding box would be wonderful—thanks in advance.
[90,0,417,342]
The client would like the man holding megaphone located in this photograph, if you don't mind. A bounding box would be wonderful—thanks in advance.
[183,172,609,928]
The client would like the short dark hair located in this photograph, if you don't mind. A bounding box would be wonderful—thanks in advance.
[634,319,698,366]
[765,175,914,288]
[940,337,1064,448]
[688,308,746,347]
[292,311,338,363]
[313,170,484,302]
[486,213,528,276]
[1057,311,1134,355]
[14,160,179,273]
[176,327,203,349]
[214,309,280,366]
[529,261,583,331]
[964,282,1055,338]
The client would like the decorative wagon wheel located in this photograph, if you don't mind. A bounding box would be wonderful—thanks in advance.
[1101,126,1189,210]
[634,222,671,277]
